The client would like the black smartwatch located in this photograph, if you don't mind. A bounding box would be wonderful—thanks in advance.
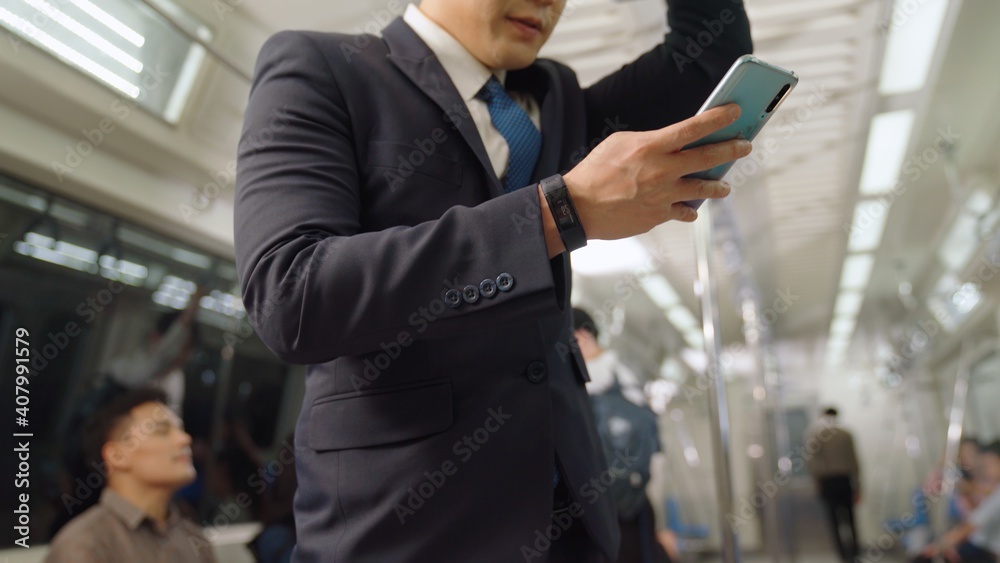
[539,174,587,252]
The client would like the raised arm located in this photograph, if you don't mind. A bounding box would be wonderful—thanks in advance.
[583,0,752,140]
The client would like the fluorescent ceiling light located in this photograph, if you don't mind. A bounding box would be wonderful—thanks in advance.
[859,110,915,195]
[25,0,143,73]
[99,255,148,279]
[15,241,94,272]
[24,232,55,248]
[834,291,864,317]
[67,0,145,46]
[952,282,981,316]
[0,6,140,97]
[934,271,959,296]
[928,296,957,333]
[830,316,856,337]
[847,200,890,252]
[839,253,876,290]
[938,213,979,273]
[683,329,704,349]
[164,43,206,123]
[683,446,700,467]
[680,348,708,373]
[641,274,681,309]
[153,291,189,310]
[571,238,649,276]
[966,189,994,215]
[54,240,98,262]
[878,0,949,95]
[162,275,196,292]
[171,248,212,269]
[667,306,699,332]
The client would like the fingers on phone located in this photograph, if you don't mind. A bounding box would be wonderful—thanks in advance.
[678,179,731,203]
[678,140,751,176]
[671,203,699,223]
[659,104,741,150]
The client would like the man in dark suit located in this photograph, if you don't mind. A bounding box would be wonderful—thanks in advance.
[235,0,752,561]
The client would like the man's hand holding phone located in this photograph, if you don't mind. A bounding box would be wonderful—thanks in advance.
[562,104,751,241]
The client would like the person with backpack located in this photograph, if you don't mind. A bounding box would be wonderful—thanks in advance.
[573,308,678,563]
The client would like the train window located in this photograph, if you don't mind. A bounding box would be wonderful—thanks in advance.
[968,351,1000,442]
[0,175,301,549]
[0,0,211,123]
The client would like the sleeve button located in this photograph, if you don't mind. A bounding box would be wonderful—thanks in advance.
[444,288,463,308]
[479,279,498,298]
[462,285,480,304]
[496,273,515,292]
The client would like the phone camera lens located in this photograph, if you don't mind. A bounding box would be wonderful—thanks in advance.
[766,84,792,113]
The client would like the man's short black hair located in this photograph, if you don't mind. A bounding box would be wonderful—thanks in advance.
[960,436,981,448]
[572,308,598,339]
[981,441,1000,458]
[82,388,169,471]
[823,407,838,417]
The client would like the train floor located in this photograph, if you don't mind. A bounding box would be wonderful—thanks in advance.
[692,490,909,563]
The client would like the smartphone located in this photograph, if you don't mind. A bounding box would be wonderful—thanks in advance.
[682,55,798,208]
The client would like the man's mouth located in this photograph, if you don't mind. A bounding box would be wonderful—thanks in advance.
[507,15,544,36]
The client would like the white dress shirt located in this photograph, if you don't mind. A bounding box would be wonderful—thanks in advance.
[403,4,542,182]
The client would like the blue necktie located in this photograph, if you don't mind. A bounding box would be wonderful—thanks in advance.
[476,76,541,193]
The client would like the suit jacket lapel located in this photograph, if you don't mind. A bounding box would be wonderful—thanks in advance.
[382,18,504,198]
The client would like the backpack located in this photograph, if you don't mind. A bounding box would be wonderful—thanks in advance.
[588,374,660,520]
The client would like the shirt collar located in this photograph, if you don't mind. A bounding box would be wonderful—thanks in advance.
[100,488,181,533]
[402,4,506,102]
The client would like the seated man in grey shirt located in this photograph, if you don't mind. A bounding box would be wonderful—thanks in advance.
[45,389,217,562]
[919,441,1000,563]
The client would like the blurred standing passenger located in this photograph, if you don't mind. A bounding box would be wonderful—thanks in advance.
[917,441,1000,563]
[805,407,861,562]
[107,285,207,413]
[573,308,678,563]
[45,388,217,562]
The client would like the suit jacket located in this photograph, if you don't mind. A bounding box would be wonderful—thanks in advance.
[235,3,750,561]
[805,420,861,488]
